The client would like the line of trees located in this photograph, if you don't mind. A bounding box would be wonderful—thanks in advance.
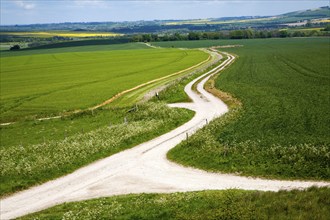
[131,28,329,43]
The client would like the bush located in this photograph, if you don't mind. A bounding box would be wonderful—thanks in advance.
[10,44,20,50]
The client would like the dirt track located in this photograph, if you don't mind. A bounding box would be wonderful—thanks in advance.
[1,51,329,220]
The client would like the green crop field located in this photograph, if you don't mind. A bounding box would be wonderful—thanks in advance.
[0,46,208,123]
[0,42,144,57]
[20,187,330,220]
[160,38,330,180]
[2,37,329,218]
[0,44,212,195]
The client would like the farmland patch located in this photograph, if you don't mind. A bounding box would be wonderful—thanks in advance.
[168,38,330,180]
[0,48,208,122]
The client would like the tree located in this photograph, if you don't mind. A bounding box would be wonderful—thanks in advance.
[131,35,142,42]
[279,30,288,38]
[258,31,267,38]
[322,24,330,31]
[292,31,303,37]
[162,34,169,41]
[243,29,254,39]
[151,34,159,41]
[10,45,20,50]
[188,32,201,40]
[142,34,151,42]
[230,30,244,39]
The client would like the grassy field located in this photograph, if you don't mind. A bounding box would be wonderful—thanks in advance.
[0,42,147,57]
[0,42,213,195]
[2,37,328,217]
[0,102,194,196]
[0,46,208,122]
[157,38,330,180]
[20,187,330,219]
[0,42,153,154]
[153,37,329,49]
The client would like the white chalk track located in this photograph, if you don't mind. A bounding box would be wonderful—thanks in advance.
[1,51,329,219]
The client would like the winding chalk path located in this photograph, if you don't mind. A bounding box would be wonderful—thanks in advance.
[1,51,328,219]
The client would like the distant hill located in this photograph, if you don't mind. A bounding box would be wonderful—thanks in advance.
[282,6,329,18]
[0,6,329,33]
[166,6,329,26]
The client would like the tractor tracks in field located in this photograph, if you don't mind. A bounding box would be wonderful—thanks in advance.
[1,50,329,220]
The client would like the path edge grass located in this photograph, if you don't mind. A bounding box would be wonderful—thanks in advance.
[19,186,330,220]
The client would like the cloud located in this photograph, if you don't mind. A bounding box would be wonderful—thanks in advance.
[12,0,36,10]
[74,0,107,7]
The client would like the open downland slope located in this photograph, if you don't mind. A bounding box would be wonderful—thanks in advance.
[0,45,208,196]
[0,47,208,122]
[167,38,330,180]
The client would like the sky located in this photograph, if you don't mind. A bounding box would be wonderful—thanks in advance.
[0,0,329,25]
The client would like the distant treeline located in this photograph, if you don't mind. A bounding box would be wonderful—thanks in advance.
[26,38,130,50]
[131,28,330,42]
[3,26,329,51]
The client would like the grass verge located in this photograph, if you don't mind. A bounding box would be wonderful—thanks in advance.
[19,187,330,220]
[151,59,225,104]
[0,103,194,196]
